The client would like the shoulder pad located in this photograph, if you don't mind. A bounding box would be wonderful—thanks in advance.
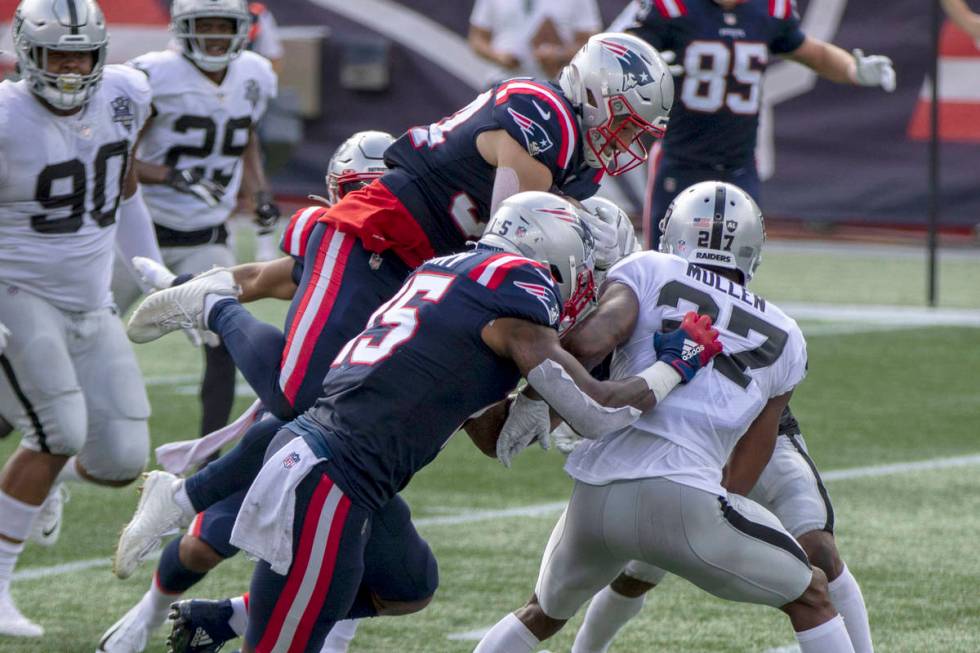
[280,205,327,258]
[494,79,579,171]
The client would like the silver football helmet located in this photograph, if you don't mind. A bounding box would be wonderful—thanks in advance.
[12,0,108,110]
[325,130,395,205]
[480,191,597,333]
[171,0,250,72]
[659,181,766,283]
[558,33,673,176]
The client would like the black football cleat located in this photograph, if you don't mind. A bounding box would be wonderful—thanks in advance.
[166,599,238,653]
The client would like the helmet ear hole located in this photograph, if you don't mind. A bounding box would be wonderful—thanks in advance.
[549,264,564,285]
[585,89,599,110]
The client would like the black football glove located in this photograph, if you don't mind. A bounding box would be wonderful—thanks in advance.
[164,168,225,208]
[254,190,281,235]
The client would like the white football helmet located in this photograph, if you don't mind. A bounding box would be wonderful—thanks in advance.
[558,33,674,176]
[325,131,395,205]
[480,191,597,333]
[659,181,766,283]
[171,0,250,72]
[579,196,639,271]
[12,0,108,110]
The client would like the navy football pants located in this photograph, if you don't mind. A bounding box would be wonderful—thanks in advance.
[245,461,438,653]
[644,157,761,250]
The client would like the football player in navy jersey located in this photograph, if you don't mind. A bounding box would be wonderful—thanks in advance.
[221,191,721,653]
[112,30,673,579]
[628,0,896,248]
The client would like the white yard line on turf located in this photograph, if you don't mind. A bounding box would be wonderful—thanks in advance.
[13,453,980,586]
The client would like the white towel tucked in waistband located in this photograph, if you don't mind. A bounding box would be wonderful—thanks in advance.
[230,435,327,574]
[155,399,263,475]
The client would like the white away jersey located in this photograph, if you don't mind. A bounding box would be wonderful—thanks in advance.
[566,251,808,495]
[0,66,152,312]
[130,50,277,230]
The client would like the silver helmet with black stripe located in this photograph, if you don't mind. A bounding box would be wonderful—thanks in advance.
[12,0,109,110]
[171,0,250,72]
[659,181,765,283]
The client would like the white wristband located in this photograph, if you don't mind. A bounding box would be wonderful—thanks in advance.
[636,361,682,404]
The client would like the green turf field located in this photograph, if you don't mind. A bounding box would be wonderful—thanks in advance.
[2,240,979,652]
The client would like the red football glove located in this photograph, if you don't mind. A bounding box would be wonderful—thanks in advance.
[653,311,723,383]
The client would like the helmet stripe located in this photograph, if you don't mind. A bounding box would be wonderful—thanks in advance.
[709,183,726,251]
[66,0,80,35]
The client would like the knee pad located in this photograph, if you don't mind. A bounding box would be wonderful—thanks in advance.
[38,389,87,456]
[77,418,149,482]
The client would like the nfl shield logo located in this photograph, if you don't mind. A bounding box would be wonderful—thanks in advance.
[283,452,301,469]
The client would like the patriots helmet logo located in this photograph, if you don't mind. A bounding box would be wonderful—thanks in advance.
[507,107,554,157]
[600,39,654,92]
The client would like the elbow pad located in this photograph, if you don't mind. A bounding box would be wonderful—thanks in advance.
[526,359,641,440]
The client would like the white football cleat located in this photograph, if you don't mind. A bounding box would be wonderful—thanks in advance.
[96,599,157,653]
[127,268,239,344]
[28,483,69,547]
[0,589,43,637]
[114,471,195,580]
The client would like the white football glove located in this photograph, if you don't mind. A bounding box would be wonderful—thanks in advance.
[496,392,551,468]
[548,422,584,455]
[132,256,177,291]
[851,49,896,92]
[0,322,9,355]
[659,50,685,77]
[580,198,639,271]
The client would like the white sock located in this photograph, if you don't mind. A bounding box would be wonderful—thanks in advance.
[229,595,248,636]
[572,587,646,653]
[473,613,540,653]
[143,575,180,628]
[828,564,874,653]
[55,457,82,484]
[0,538,25,596]
[203,293,232,329]
[321,619,359,653]
[172,480,195,517]
[796,615,855,653]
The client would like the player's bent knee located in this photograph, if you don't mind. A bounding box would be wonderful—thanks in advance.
[375,593,434,616]
[610,572,657,598]
[781,567,835,620]
[515,594,568,641]
[179,534,226,572]
[796,530,843,581]
[77,419,149,484]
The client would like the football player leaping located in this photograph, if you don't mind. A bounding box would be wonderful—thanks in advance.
[0,0,163,638]
[110,0,279,444]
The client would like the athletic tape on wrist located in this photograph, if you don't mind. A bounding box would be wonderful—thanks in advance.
[636,361,682,404]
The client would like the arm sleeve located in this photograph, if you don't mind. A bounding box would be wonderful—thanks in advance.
[770,1,807,54]
[253,58,279,122]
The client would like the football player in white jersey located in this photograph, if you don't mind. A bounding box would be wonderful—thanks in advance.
[0,0,163,638]
[556,185,873,653]
[477,183,858,653]
[111,0,279,448]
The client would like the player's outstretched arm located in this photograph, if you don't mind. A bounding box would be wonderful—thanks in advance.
[230,256,297,303]
[477,130,554,216]
[723,390,793,496]
[787,36,896,92]
[561,282,641,370]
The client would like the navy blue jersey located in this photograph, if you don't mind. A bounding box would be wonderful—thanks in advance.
[305,248,561,509]
[629,0,805,168]
[382,78,602,257]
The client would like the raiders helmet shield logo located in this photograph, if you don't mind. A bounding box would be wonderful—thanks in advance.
[726,219,738,232]
[506,107,554,157]
[600,40,654,92]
